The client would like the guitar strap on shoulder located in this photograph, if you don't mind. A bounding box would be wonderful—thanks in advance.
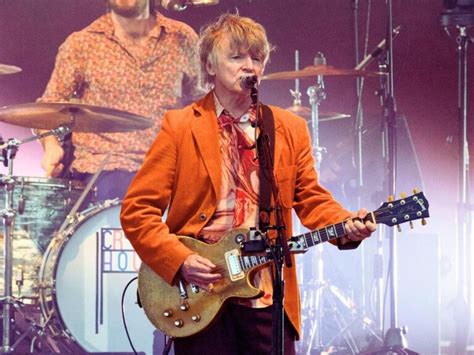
[257,104,275,232]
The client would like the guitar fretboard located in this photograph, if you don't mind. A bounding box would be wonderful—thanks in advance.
[237,214,377,271]
[300,222,346,248]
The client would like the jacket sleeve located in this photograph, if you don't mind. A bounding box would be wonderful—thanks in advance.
[288,114,360,250]
[120,112,195,285]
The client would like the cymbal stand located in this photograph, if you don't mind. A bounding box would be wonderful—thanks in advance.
[0,137,19,353]
[307,52,327,172]
[440,8,474,350]
[289,50,303,114]
[0,127,70,353]
[451,25,473,355]
[304,52,363,353]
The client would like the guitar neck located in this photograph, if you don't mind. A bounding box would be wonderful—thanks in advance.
[289,213,375,253]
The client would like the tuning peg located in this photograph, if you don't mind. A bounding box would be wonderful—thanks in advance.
[409,221,414,229]
[421,218,427,226]
[413,188,419,194]
[400,192,407,198]
[388,195,395,202]
[397,224,402,232]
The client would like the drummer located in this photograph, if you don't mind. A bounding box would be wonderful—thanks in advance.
[37,0,203,203]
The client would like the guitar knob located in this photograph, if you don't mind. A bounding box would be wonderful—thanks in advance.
[163,310,173,318]
[174,319,184,328]
[191,314,201,322]
[180,303,189,311]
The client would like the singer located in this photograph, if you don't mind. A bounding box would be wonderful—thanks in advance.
[120,13,375,355]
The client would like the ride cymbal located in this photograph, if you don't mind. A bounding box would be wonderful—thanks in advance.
[0,102,152,132]
[0,64,22,75]
[263,64,385,81]
[286,105,351,122]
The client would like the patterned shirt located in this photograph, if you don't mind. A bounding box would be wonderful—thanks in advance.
[39,12,203,173]
[199,93,273,308]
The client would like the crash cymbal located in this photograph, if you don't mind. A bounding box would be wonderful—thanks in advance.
[263,64,385,81]
[0,102,152,132]
[0,64,22,75]
[286,105,351,122]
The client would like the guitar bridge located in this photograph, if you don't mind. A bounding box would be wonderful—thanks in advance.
[225,249,244,282]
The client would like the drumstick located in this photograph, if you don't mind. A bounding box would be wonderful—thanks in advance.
[54,153,111,238]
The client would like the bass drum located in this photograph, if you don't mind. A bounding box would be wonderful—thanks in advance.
[38,200,166,353]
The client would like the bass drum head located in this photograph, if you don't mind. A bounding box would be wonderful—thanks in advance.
[50,202,166,353]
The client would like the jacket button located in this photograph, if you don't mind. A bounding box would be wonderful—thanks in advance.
[199,213,207,221]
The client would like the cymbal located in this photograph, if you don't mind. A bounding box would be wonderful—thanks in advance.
[0,64,22,75]
[263,64,385,81]
[286,105,350,122]
[0,102,153,132]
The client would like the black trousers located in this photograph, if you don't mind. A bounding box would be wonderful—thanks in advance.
[174,303,296,355]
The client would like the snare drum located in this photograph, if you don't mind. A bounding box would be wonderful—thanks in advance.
[38,200,162,353]
[0,176,85,299]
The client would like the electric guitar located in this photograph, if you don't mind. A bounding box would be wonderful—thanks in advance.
[138,191,429,338]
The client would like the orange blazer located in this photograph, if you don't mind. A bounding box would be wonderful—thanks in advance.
[120,92,354,337]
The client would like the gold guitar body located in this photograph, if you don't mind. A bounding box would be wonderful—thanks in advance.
[138,228,266,338]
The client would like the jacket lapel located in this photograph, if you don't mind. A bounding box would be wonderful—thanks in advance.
[191,93,221,198]
[272,111,283,172]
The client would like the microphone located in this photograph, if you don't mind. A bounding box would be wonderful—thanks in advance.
[355,25,401,70]
[240,74,258,89]
[160,0,218,11]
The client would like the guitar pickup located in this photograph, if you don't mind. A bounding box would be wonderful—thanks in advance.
[225,249,245,282]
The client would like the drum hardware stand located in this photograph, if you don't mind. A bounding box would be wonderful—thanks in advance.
[441,5,474,352]
[301,280,379,354]
[0,126,71,353]
[364,1,418,354]
[299,52,362,353]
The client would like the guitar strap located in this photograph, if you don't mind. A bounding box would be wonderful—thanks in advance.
[257,104,275,232]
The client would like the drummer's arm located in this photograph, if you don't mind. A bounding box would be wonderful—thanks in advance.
[38,135,64,178]
[36,35,84,177]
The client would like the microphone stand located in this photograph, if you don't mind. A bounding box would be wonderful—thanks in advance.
[251,85,292,355]
[364,1,418,354]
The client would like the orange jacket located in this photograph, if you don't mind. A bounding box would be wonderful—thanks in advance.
[120,92,354,337]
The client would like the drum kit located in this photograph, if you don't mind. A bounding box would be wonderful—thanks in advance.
[0,57,384,353]
[0,69,155,353]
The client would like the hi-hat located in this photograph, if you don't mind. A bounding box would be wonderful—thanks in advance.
[263,64,385,81]
[0,102,152,132]
[286,105,350,122]
[0,64,22,75]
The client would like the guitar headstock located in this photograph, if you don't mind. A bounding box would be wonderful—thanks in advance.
[374,190,430,228]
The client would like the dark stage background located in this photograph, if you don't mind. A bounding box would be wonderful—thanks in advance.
[0,0,473,353]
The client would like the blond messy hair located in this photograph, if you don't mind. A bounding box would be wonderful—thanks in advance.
[199,13,273,86]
